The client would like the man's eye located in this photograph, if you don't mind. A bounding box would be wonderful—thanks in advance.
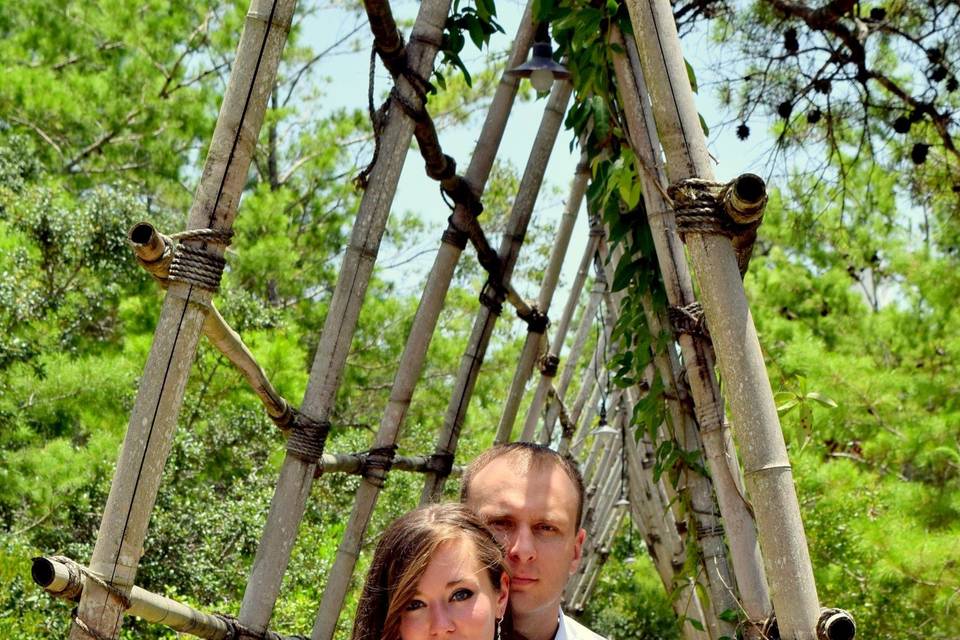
[536,523,558,533]
[404,599,425,611]
[451,588,474,602]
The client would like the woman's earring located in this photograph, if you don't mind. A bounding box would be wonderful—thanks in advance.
[495,617,502,640]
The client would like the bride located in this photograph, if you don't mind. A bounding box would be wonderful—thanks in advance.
[350,503,511,640]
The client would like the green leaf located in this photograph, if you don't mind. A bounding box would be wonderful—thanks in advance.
[718,609,740,623]
[805,391,838,408]
[685,59,698,93]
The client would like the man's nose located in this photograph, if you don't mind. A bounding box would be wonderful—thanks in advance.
[507,526,537,563]
[429,604,455,635]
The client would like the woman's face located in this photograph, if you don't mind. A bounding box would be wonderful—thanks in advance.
[399,538,509,640]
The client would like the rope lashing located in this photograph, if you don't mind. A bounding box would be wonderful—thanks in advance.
[517,305,549,333]
[441,227,468,250]
[424,452,455,476]
[540,353,560,377]
[667,301,708,337]
[667,174,768,275]
[166,228,234,293]
[284,410,332,464]
[48,555,130,640]
[478,281,505,316]
[361,445,398,487]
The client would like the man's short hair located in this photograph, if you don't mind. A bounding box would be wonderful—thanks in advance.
[460,442,585,528]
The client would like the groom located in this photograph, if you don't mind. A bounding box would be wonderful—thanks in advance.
[461,442,607,640]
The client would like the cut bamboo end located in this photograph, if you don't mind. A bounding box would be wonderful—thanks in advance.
[724,173,768,225]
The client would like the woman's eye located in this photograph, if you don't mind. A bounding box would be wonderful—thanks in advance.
[451,588,474,602]
[404,599,425,611]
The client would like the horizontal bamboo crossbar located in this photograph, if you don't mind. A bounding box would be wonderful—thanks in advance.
[34,556,304,640]
[314,452,462,477]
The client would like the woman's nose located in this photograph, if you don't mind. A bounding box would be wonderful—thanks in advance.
[429,604,456,635]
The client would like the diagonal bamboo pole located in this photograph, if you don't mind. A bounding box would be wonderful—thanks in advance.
[419,78,574,504]
[603,238,737,638]
[496,152,589,443]
[542,281,604,444]
[238,0,453,632]
[69,3,295,637]
[306,9,539,640]
[609,23,771,635]
[622,3,819,636]
[623,411,709,640]
[522,221,601,442]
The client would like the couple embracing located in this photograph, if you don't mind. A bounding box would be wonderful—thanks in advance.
[351,443,607,640]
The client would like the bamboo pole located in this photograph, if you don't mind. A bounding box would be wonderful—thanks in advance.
[315,452,462,476]
[237,0,455,632]
[542,283,604,443]
[623,417,709,640]
[306,7,540,640]
[495,153,589,443]
[602,238,736,639]
[35,557,300,640]
[621,4,818,636]
[68,3,294,638]
[609,26,772,634]
[522,222,601,442]
[420,78,574,504]
[128,223,292,423]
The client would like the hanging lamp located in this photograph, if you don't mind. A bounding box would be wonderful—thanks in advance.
[506,22,570,92]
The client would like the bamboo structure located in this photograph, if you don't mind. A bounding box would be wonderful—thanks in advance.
[237,0,455,633]
[419,78,574,503]
[69,3,295,637]
[497,152,589,443]
[622,3,820,637]
[608,27,773,635]
[306,9,538,640]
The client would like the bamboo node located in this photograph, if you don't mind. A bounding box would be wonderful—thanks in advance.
[285,411,332,464]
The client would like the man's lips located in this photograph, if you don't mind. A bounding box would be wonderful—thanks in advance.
[510,576,538,587]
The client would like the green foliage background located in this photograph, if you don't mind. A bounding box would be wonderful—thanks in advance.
[1,1,958,640]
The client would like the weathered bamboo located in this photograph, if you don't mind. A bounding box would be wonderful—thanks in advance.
[610,26,772,635]
[35,557,299,640]
[542,283,604,444]
[306,6,540,640]
[238,0,454,633]
[68,4,294,638]
[495,153,589,443]
[419,78,574,503]
[315,452,462,476]
[622,4,819,636]
[602,235,736,638]
[623,416,709,640]
[569,508,624,611]
[128,222,291,422]
[522,222,601,442]
[563,377,599,455]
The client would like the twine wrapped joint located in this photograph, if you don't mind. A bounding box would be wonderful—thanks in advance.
[285,411,332,464]
[667,301,708,338]
[540,353,560,377]
[667,174,768,276]
[761,608,857,640]
[362,445,398,487]
[518,306,549,334]
[166,228,235,293]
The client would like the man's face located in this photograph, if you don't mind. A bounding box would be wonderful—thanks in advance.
[464,456,585,621]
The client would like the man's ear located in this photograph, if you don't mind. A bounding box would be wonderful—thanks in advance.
[569,527,586,574]
[497,572,510,617]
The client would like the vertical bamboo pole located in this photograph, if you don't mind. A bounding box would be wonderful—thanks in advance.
[238,0,454,632]
[621,4,818,636]
[522,223,601,441]
[610,28,771,634]
[69,3,295,638]
[495,154,589,443]
[420,79,574,504]
[306,8,539,640]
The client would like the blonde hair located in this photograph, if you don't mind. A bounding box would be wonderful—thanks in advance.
[350,503,509,640]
